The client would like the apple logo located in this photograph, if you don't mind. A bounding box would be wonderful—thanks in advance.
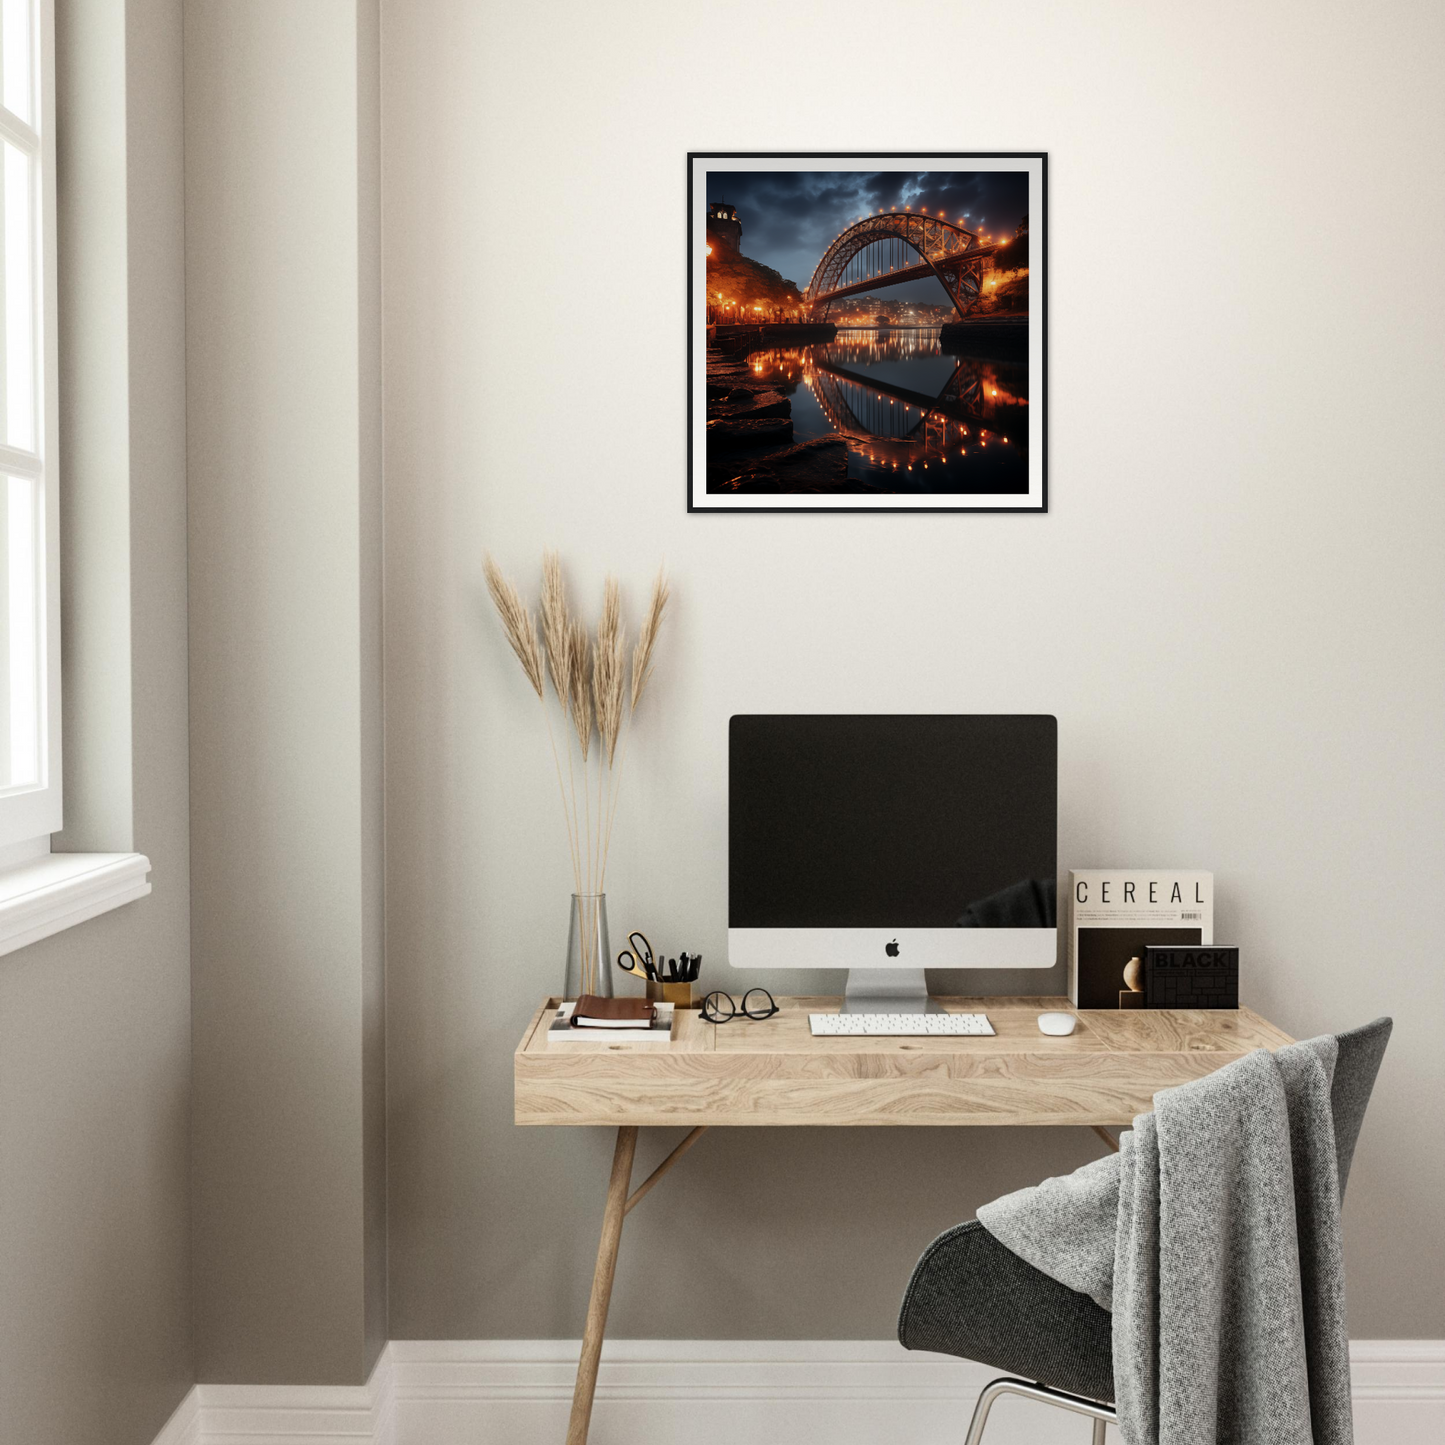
[885,939,900,957]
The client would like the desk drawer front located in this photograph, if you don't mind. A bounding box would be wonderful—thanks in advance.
[514,1049,1249,1127]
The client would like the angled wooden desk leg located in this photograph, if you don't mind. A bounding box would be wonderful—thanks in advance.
[625,1126,707,1216]
[566,1125,638,1445]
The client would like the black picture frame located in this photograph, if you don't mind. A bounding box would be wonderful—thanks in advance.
[687,152,1048,515]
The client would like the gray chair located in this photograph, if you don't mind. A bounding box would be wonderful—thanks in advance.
[898,1018,1392,1443]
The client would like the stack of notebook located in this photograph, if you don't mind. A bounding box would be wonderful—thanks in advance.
[546,996,676,1045]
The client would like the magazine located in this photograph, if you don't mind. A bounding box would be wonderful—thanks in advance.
[1068,870,1213,1009]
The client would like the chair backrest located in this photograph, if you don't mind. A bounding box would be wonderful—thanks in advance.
[1330,1016,1392,1199]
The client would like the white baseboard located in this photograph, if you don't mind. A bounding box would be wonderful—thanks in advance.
[149,1353,394,1445]
[150,1338,1445,1445]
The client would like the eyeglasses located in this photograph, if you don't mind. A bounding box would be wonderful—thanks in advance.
[700,988,778,1023]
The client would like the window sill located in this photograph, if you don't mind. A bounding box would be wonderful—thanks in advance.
[0,852,152,958]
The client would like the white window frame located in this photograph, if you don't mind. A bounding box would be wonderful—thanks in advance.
[0,0,150,955]
[0,0,59,853]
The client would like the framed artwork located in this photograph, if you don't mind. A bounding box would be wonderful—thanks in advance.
[687,152,1047,514]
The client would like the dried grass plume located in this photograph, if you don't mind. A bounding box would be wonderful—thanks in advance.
[567,618,593,761]
[593,577,625,765]
[631,568,670,711]
[483,553,544,699]
[540,550,572,709]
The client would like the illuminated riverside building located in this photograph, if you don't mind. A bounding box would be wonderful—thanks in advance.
[707,201,741,253]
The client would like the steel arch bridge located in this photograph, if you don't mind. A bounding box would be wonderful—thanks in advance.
[809,354,1006,453]
[804,213,1000,319]
[811,358,987,443]
[806,358,1004,479]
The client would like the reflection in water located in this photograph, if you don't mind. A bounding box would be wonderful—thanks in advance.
[746,329,1028,494]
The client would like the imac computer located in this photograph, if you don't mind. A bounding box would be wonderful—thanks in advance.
[728,714,1058,1013]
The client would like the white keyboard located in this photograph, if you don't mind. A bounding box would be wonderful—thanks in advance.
[808,1012,995,1037]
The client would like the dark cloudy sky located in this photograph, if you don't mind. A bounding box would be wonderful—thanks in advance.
[707,170,1028,303]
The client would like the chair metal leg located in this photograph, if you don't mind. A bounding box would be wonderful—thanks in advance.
[963,1377,1117,1445]
[962,1379,1006,1445]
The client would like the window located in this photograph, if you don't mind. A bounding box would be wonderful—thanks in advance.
[0,0,57,855]
[0,0,149,951]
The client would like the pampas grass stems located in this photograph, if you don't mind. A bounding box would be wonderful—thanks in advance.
[486,553,582,894]
[599,568,669,891]
[631,567,669,711]
[485,554,668,995]
[483,556,545,700]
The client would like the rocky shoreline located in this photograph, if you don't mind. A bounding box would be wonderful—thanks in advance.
[710,322,838,348]
[704,338,887,496]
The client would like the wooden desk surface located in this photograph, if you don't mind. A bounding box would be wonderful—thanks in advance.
[514,996,1293,1128]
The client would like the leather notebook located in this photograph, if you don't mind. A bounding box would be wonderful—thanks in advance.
[571,994,657,1029]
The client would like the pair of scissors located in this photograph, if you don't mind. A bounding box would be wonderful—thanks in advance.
[616,930,656,982]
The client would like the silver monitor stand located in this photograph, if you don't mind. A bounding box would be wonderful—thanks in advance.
[841,967,942,1014]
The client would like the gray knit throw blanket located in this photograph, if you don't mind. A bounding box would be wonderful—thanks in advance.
[977,1037,1353,1445]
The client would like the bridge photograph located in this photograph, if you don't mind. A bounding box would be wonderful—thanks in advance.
[689,153,1047,514]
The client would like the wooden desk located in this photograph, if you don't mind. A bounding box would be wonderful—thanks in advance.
[514,995,1293,1444]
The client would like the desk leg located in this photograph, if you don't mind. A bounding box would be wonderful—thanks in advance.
[566,1125,638,1445]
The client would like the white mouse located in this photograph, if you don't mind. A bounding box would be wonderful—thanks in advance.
[1037,1011,1078,1036]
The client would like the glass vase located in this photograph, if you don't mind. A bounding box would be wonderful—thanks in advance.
[564,893,612,1001]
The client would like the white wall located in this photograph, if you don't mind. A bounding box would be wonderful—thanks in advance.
[381,0,1445,1342]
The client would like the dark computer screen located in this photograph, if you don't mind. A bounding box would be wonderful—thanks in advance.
[728,715,1057,929]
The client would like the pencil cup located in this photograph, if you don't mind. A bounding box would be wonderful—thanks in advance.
[648,980,693,1008]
